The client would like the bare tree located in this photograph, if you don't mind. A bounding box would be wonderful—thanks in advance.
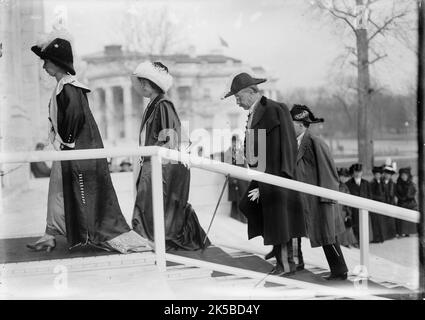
[120,2,186,55]
[312,0,416,171]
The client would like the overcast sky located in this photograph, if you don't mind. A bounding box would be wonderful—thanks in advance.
[43,0,417,95]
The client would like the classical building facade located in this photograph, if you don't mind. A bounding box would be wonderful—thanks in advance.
[81,45,279,154]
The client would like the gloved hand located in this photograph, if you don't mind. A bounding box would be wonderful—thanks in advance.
[248,188,260,203]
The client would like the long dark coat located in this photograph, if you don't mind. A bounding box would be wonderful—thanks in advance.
[57,84,131,248]
[294,130,345,248]
[338,182,358,247]
[239,97,306,245]
[345,178,372,241]
[369,178,387,242]
[381,178,397,239]
[395,178,418,235]
[131,95,210,250]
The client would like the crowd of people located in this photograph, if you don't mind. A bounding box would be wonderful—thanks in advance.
[337,162,418,248]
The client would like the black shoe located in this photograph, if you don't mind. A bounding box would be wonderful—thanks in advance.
[323,272,348,281]
[296,263,305,271]
[269,265,296,276]
[265,249,275,260]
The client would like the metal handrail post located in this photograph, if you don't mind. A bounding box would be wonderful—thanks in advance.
[359,209,370,281]
[151,154,166,272]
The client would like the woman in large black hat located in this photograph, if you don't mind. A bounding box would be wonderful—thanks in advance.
[27,31,148,253]
[395,167,418,236]
[131,61,210,251]
[291,104,348,280]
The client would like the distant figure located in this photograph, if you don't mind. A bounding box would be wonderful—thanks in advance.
[395,167,418,236]
[119,160,132,172]
[30,143,51,178]
[369,165,387,243]
[337,168,358,248]
[345,163,373,244]
[225,135,248,223]
[381,159,397,240]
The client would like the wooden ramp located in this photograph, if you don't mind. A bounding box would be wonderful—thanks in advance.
[0,236,417,300]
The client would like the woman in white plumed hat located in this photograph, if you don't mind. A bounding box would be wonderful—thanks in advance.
[131,61,210,250]
[27,30,148,254]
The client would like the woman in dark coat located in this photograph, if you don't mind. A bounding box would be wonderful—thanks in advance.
[369,165,386,243]
[345,163,373,244]
[131,61,209,251]
[395,167,418,236]
[27,34,147,253]
[337,168,358,248]
[291,105,347,280]
[381,162,397,240]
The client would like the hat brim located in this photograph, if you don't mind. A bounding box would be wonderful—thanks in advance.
[383,168,396,174]
[31,45,76,75]
[223,78,266,99]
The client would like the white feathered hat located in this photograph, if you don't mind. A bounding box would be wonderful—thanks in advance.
[383,157,397,174]
[132,61,173,93]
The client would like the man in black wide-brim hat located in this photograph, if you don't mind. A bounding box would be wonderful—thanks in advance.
[225,72,306,275]
[291,104,348,280]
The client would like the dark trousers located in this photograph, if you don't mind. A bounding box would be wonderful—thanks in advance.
[322,240,348,276]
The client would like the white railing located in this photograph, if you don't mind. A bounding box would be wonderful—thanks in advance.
[0,146,420,279]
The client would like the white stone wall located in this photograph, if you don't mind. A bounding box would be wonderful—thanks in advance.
[0,0,44,195]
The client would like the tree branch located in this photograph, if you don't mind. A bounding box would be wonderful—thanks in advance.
[368,12,407,43]
[368,53,388,65]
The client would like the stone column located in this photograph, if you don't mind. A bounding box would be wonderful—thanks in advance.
[104,86,114,143]
[123,84,133,140]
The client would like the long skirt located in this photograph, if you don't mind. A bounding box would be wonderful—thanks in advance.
[395,218,417,236]
[132,161,210,251]
[44,161,149,253]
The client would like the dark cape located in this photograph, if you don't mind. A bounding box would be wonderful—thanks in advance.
[345,177,373,242]
[294,130,345,248]
[381,178,397,239]
[224,147,248,223]
[131,94,210,251]
[239,96,306,245]
[395,178,418,235]
[338,182,358,247]
[57,84,131,248]
[369,178,394,242]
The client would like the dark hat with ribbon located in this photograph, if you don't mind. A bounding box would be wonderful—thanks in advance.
[372,165,384,174]
[337,167,350,177]
[398,167,411,176]
[223,72,266,99]
[290,104,324,124]
[349,163,363,174]
[31,38,75,75]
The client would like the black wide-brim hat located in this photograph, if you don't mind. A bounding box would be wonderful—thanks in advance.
[31,38,76,75]
[290,104,324,124]
[349,163,363,174]
[337,167,350,177]
[399,167,411,176]
[224,72,266,98]
[372,165,384,174]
